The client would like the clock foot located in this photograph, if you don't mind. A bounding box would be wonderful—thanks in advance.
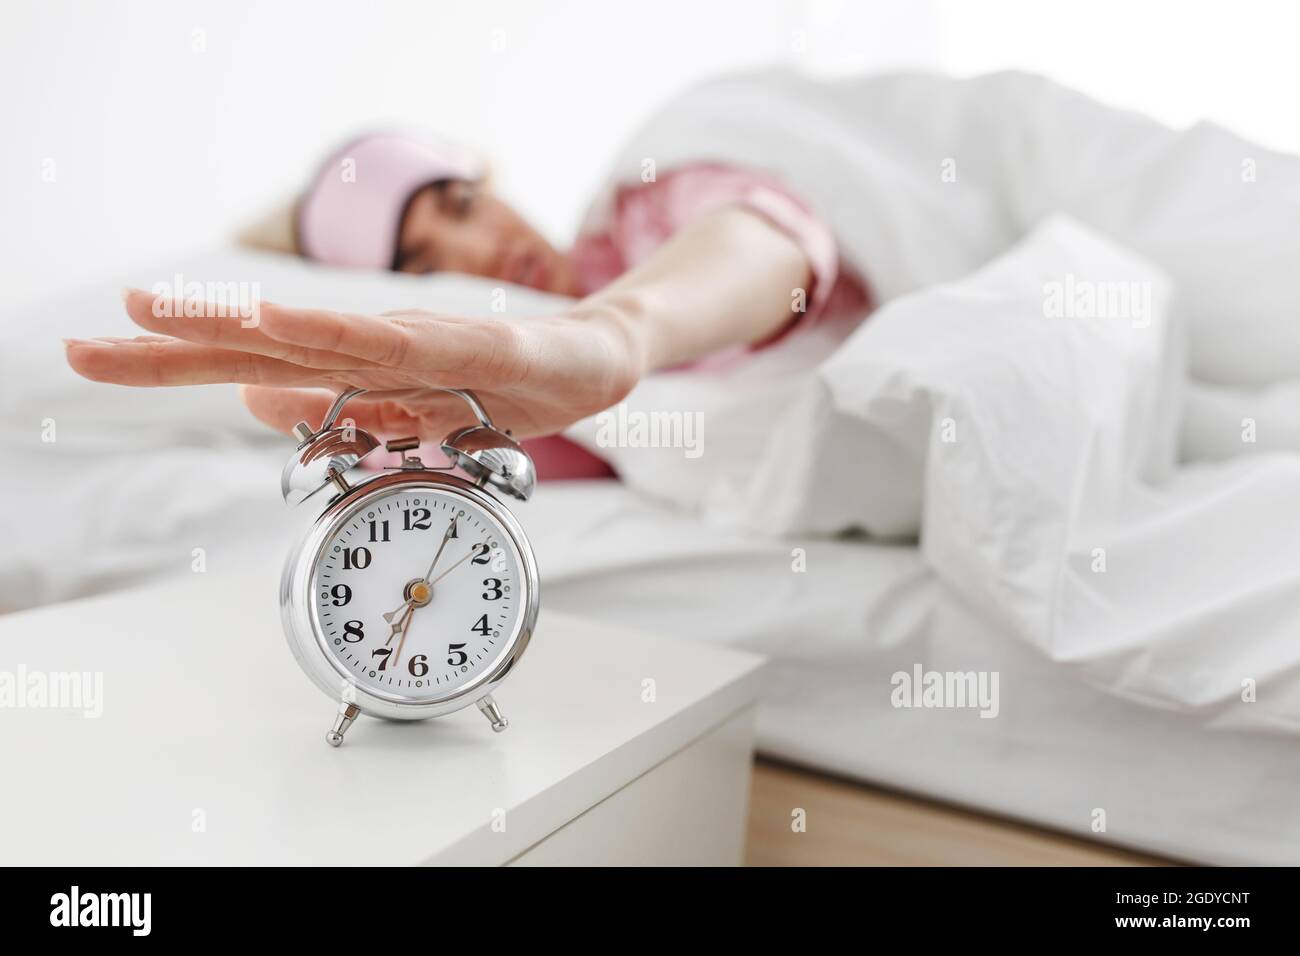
[476,695,508,733]
[326,702,361,747]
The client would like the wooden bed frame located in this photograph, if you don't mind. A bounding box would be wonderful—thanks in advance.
[745,758,1176,867]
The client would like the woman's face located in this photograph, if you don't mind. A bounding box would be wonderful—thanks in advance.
[394,180,582,296]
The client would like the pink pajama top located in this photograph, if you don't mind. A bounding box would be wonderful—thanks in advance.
[528,162,872,480]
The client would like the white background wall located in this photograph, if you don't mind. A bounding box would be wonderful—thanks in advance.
[4,0,1298,308]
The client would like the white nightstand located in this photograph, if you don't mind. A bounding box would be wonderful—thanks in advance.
[0,566,765,866]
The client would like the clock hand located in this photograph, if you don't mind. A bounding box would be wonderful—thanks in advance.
[383,523,474,663]
[380,522,457,656]
[421,516,459,583]
[427,542,485,587]
[385,602,414,647]
[391,599,416,668]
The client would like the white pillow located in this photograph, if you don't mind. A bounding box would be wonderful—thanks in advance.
[0,246,571,454]
[0,247,570,609]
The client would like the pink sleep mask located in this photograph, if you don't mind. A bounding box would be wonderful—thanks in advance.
[296,132,484,270]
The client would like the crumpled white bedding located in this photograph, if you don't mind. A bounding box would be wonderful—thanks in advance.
[0,253,568,610]
[4,69,1300,747]
[529,481,1300,865]
[561,69,1300,735]
[580,68,1300,388]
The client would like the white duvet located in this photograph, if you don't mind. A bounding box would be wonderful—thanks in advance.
[563,69,1300,734]
[5,69,1300,740]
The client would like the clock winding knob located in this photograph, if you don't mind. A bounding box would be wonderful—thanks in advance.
[281,418,381,506]
[385,436,420,453]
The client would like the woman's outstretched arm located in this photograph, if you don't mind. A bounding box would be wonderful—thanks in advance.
[65,205,811,440]
[573,204,811,368]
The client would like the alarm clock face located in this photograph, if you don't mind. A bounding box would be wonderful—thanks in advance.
[303,480,533,705]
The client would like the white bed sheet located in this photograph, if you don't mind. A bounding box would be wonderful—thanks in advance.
[528,481,1300,866]
[5,248,1295,864]
[5,402,1292,863]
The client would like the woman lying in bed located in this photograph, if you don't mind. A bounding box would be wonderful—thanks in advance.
[64,131,871,476]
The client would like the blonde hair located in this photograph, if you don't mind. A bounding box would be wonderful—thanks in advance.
[235,201,301,256]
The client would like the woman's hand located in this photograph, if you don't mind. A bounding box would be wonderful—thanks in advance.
[65,290,648,440]
[66,207,812,442]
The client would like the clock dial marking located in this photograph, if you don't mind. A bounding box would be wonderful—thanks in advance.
[309,487,525,701]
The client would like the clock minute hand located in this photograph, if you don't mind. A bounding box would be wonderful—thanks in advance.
[421,516,459,583]
[391,600,416,668]
[427,542,484,587]
[377,518,458,660]
[384,602,414,647]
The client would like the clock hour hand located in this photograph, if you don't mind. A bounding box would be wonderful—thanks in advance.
[379,522,476,664]
[380,519,457,655]
[384,602,414,646]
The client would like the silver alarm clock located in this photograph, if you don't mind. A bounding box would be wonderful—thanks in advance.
[279,387,539,747]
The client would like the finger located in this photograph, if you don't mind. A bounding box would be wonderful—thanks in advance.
[254,301,422,366]
[122,289,379,371]
[239,386,424,438]
[258,305,524,384]
[239,386,335,436]
[64,336,336,388]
